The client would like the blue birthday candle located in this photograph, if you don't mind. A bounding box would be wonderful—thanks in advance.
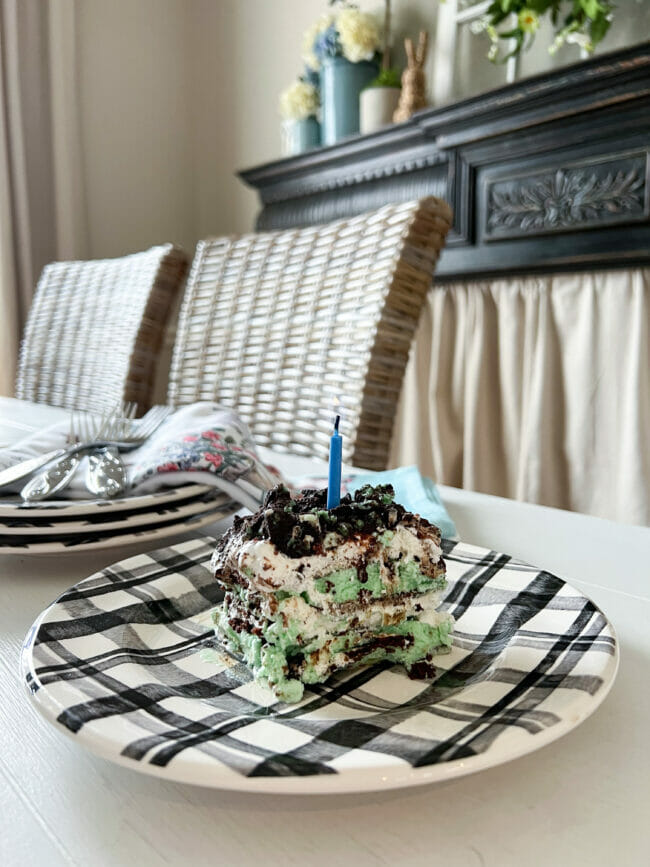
[327,415,342,509]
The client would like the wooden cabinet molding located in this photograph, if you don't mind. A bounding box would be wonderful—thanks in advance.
[239,43,650,280]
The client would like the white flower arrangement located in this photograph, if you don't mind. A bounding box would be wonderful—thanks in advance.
[337,8,380,64]
[302,13,335,72]
[279,79,320,121]
[302,2,380,71]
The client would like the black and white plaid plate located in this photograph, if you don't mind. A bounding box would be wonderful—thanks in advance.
[22,536,618,793]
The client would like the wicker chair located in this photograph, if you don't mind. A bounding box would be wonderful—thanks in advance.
[168,198,452,470]
[16,245,188,415]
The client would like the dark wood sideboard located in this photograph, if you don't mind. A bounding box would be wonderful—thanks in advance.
[239,43,650,280]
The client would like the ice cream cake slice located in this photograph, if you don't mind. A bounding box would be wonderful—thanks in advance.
[211,484,453,703]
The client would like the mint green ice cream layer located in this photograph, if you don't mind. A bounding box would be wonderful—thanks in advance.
[216,610,453,703]
[214,556,450,704]
[214,590,453,704]
[311,560,446,605]
[228,559,446,610]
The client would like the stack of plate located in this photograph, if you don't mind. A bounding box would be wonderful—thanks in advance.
[0,485,236,554]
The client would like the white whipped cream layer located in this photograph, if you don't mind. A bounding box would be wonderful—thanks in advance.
[264,588,446,639]
[221,524,442,599]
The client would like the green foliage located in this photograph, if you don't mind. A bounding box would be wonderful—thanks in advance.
[477,0,615,62]
[366,67,402,89]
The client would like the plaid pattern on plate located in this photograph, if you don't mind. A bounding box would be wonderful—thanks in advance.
[22,536,618,792]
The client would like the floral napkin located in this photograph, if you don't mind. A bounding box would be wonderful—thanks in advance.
[127,403,284,511]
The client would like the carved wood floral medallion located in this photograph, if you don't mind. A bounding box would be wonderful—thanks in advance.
[486,154,648,239]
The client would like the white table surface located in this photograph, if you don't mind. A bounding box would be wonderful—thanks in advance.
[1,442,649,866]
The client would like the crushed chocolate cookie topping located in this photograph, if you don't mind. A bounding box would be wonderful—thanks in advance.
[215,483,440,559]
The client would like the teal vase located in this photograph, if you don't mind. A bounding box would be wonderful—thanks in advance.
[321,56,378,145]
[282,117,321,156]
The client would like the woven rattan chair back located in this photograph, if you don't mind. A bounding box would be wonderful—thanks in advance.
[16,245,188,415]
[168,198,452,470]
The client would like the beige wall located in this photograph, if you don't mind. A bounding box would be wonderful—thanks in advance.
[187,0,330,239]
[73,0,650,258]
[76,0,195,258]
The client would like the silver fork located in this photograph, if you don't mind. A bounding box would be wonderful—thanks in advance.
[0,408,113,492]
[85,403,137,498]
[85,405,170,498]
[20,404,172,503]
[19,408,113,503]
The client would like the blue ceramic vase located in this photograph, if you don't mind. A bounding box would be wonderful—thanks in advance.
[321,56,378,145]
[282,117,321,156]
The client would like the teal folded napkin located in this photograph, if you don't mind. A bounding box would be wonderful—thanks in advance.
[346,465,457,540]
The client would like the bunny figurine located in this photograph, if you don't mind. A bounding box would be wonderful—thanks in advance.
[393,30,429,123]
